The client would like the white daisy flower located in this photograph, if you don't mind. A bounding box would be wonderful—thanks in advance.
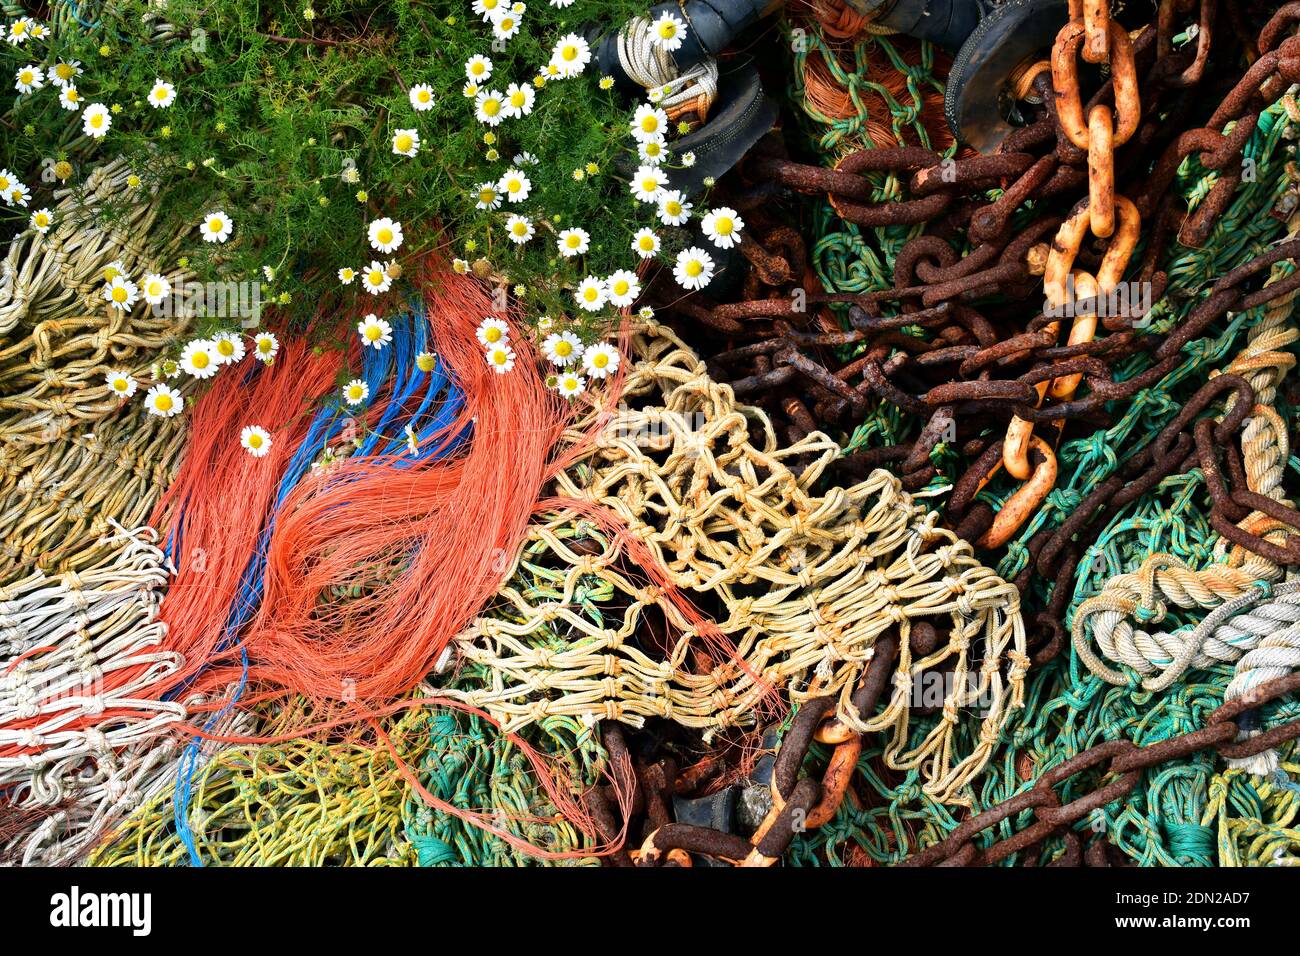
[29,208,52,234]
[148,79,176,108]
[362,260,393,295]
[681,150,697,167]
[637,134,668,164]
[144,383,184,418]
[140,272,172,306]
[702,207,745,249]
[6,18,33,45]
[574,276,607,312]
[550,33,591,78]
[368,217,404,253]
[180,339,220,379]
[58,85,82,110]
[606,270,641,308]
[474,89,506,126]
[502,82,535,118]
[674,246,716,291]
[476,317,510,348]
[213,330,246,364]
[253,332,280,363]
[463,81,480,98]
[582,342,621,379]
[474,182,502,210]
[343,379,370,405]
[105,370,138,398]
[491,10,521,41]
[557,227,590,258]
[498,168,531,203]
[392,128,420,157]
[651,12,687,51]
[514,151,540,166]
[14,64,43,94]
[472,0,505,19]
[549,0,576,7]
[657,190,693,226]
[416,351,438,372]
[0,169,16,194]
[465,54,494,83]
[631,104,669,141]
[82,103,111,138]
[630,164,669,203]
[485,344,516,374]
[48,60,81,87]
[103,276,139,311]
[338,266,357,285]
[631,227,661,259]
[199,210,233,243]
[262,265,276,283]
[638,306,656,320]
[541,330,583,366]
[505,214,534,244]
[5,181,30,207]
[409,83,436,111]
[358,313,394,349]
[27,20,46,39]
[557,371,586,397]
[241,425,273,457]
[101,259,126,283]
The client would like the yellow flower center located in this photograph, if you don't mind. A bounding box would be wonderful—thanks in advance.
[155,394,173,412]
[342,269,354,280]
[377,227,393,245]
[638,237,655,250]
[562,45,578,61]
[192,351,210,369]
[35,214,49,227]
[499,17,514,30]
[395,133,414,152]
[418,90,431,102]
[555,341,572,357]
[217,339,234,356]
[665,201,682,216]
[368,270,384,285]
[56,64,73,80]
[715,217,734,235]
[485,327,502,343]
[510,91,525,107]
[90,114,104,128]
[113,378,127,390]
[482,99,500,116]
[645,142,661,156]
[583,287,598,301]
[641,177,658,192]
[20,71,33,83]
[365,326,382,341]
[417,353,436,371]
[685,260,703,277]
[111,286,128,302]
[641,117,658,133]
[512,222,526,235]
[565,236,579,248]
[208,217,223,232]
[155,88,167,100]
[594,353,609,368]
[14,22,26,35]
[248,433,263,448]
[613,280,630,296]
[147,281,162,296]
[479,189,495,204]
[348,386,363,399]
[471,63,485,76]
[258,340,273,354]
[659,24,676,38]
[67,90,79,102]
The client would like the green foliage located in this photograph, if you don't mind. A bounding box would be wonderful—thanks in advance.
[2,0,676,325]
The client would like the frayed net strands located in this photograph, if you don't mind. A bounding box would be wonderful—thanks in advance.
[0,522,187,866]
[452,320,1028,803]
[0,157,193,577]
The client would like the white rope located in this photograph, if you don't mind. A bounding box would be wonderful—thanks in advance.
[617,15,718,116]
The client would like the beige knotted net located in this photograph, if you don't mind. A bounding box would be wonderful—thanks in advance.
[0,158,192,577]
[452,321,1028,801]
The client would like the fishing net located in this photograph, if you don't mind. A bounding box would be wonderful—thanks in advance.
[451,320,1027,803]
